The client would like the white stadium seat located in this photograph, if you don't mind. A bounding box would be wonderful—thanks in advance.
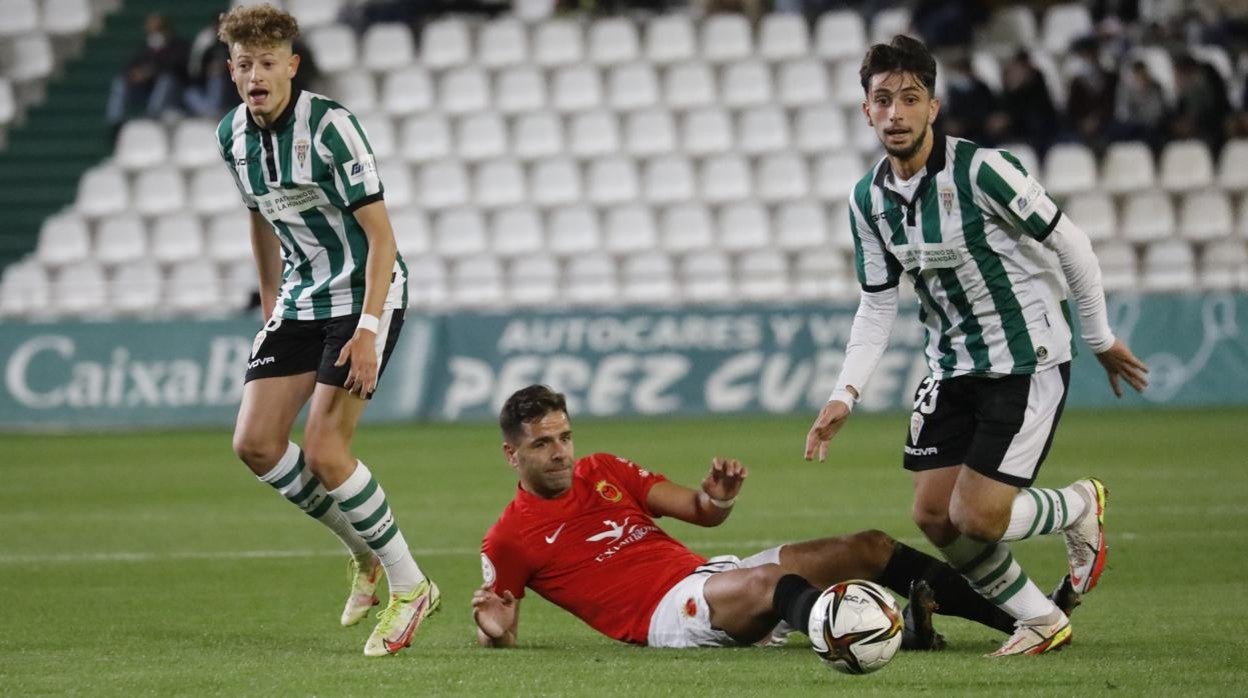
[717,202,770,252]
[660,203,713,252]
[495,66,547,114]
[0,0,38,37]
[399,113,451,163]
[479,18,529,69]
[356,113,396,159]
[564,252,617,305]
[1063,192,1117,243]
[604,204,658,254]
[418,159,470,210]
[1041,3,1093,55]
[815,11,867,61]
[589,18,640,66]
[433,208,488,259]
[167,261,223,314]
[699,154,751,204]
[439,66,490,115]
[1043,143,1097,196]
[794,248,852,299]
[548,205,601,256]
[115,119,168,171]
[96,213,149,265]
[473,158,527,210]
[794,105,847,154]
[513,0,554,22]
[7,34,53,83]
[35,212,90,267]
[1158,139,1214,192]
[681,249,732,303]
[0,78,14,126]
[756,153,810,203]
[700,14,752,64]
[971,50,1003,94]
[288,0,343,29]
[552,64,603,113]
[586,156,640,205]
[456,112,508,163]
[644,155,695,204]
[171,119,221,169]
[663,61,716,110]
[53,261,107,317]
[1178,191,1233,242]
[1141,239,1195,291]
[869,7,911,44]
[149,212,205,264]
[681,106,732,156]
[1201,240,1248,289]
[490,207,544,258]
[759,14,810,62]
[831,58,867,107]
[774,200,828,251]
[306,25,357,74]
[828,202,855,253]
[720,60,773,108]
[567,110,620,159]
[380,66,433,116]
[512,111,564,161]
[620,250,678,305]
[110,260,163,315]
[1218,139,1248,192]
[777,58,830,107]
[508,254,560,306]
[43,0,93,37]
[975,5,1037,58]
[390,208,431,258]
[814,152,865,201]
[531,157,582,207]
[132,166,186,217]
[188,165,239,215]
[405,256,447,310]
[624,108,676,157]
[361,23,415,72]
[645,14,696,65]
[737,249,789,301]
[1101,141,1155,194]
[1238,195,1248,239]
[737,106,790,155]
[0,261,49,318]
[205,210,252,263]
[607,63,659,111]
[1120,190,1176,243]
[450,255,504,307]
[327,69,377,113]
[422,18,471,70]
[533,19,584,68]
[378,159,414,209]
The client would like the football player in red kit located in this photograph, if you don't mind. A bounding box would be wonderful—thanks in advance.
[473,385,1077,649]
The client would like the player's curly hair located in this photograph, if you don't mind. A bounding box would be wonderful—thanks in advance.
[859,35,937,95]
[217,3,299,48]
[500,385,568,442]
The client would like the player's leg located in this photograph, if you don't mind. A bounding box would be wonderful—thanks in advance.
[702,563,789,644]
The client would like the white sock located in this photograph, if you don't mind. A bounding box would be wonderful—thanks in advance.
[940,536,1059,623]
[1002,484,1091,541]
[328,461,424,595]
[259,442,372,562]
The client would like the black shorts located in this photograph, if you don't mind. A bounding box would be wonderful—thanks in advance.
[244,310,405,399]
[902,362,1070,487]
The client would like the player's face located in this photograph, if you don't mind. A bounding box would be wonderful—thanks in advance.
[229,42,300,125]
[863,71,940,160]
[504,411,575,498]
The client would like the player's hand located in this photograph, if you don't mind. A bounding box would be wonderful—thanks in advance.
[1095,338,1149,398]
[804,399,852,462]
[701,457,747,502]
[334,329,379,397]
[472,584,516,639]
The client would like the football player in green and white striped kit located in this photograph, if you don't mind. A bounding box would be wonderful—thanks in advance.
[216,4,437,657]
[803,36,1149,657]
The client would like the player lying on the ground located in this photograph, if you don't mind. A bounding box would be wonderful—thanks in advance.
[472,385,1078,649]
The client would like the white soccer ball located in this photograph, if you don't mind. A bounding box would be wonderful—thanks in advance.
[807,579,903,675]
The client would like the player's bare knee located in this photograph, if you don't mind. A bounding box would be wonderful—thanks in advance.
[856,529,895,563]
[950,506,1006,542]
[232,433,284,474]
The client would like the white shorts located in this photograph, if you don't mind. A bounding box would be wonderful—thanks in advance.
[646,546,781,648]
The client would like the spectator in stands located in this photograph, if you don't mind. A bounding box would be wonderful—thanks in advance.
[1065,37,1117,153]
[1170,53,1232,151]
[939,53,998,144]
[997,50,1059,155]
[184,17,238,119]
[104,13,190,138]
[1111,60,1167,150]
[911,0,989,51]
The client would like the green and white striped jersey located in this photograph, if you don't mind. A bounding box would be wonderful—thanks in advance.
[216,88,407,320]
[848,131,1075,378]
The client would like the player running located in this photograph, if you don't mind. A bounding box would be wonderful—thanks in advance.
[803,36,1148,656]
[473,385,1078,650]
[216,4,436,657]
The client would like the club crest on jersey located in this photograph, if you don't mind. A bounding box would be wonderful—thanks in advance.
[683,597,698,618]
[595,480,622,503]
[940,188,955,215]
[294,138,309,168]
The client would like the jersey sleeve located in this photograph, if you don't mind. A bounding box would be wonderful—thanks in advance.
[972,148,1062,241]
[317,113,385,212]
[216,121,259,211]
[481,524,529,600]
[595,453,669,517]
[847,181,903,292]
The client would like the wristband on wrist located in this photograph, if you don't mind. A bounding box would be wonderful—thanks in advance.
[707,495,736,509]
[828,387,856,412]
[357,313,380,334]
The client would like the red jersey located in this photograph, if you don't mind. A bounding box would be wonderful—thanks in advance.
[481,452,707,644]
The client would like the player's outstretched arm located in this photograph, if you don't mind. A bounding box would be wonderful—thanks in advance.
[1095,337,1149,397]
[804,395,854,462]
[473,584,520,648]
[647,457,746,527]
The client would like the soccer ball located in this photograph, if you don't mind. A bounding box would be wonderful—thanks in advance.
[807,580,903,675]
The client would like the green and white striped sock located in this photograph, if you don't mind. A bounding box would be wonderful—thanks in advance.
[1002,485,1090,541]
[940,537,1057,622]
[258,442,372,562]
[329,461,424,595]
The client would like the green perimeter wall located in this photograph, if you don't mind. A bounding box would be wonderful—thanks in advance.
[1,292,1245,430]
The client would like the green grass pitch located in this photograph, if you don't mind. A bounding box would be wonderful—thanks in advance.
[2,408,1246,695]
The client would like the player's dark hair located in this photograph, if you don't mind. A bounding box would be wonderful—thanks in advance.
[859,35,937,96]
[500,385,568,442]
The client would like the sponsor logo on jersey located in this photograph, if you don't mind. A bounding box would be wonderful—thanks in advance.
[255,187,331,220]
[892,243,966,271]
[586,518,630,543]
[595,480,622,503]
[544,522,566,544]
[344,155,377,186]
[247,356,275,369]
[904,445,938,456]
[910,412,924,445]
[1010,179,1045,219]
